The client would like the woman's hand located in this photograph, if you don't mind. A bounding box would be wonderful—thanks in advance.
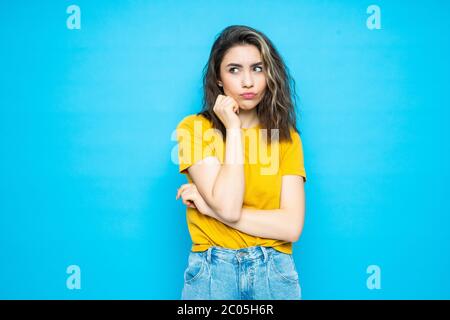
[213,94,241,129]
[176,183,214,217]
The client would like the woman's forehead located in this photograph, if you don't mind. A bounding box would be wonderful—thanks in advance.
[222,45,262,64]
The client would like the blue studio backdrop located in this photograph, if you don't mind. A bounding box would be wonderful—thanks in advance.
[1,1,449,299]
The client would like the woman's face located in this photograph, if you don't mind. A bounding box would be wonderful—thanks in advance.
[218,44,267,110]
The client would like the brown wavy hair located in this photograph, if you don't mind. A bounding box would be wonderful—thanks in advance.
[197,25,302,144]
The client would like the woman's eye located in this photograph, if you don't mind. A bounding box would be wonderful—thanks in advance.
[229,66,263,73]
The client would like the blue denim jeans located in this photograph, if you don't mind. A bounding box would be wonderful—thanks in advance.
[181,245,302,300]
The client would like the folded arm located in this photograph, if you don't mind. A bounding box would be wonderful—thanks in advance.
[187,128,245,223]
[204,175,306,243]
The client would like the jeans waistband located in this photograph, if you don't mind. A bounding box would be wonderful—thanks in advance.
[205,246,277,264]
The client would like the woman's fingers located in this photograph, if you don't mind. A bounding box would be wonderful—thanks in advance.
[176,183,200,208]
[180,189,197,208]
[215,95,238,114]
[176,183,192,200]
[176,184,196,202]
[225,97,239,114]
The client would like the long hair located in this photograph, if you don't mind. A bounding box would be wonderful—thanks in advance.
[197,25,301,144]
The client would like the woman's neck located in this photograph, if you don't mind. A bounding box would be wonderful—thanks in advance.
[238,108,259,129]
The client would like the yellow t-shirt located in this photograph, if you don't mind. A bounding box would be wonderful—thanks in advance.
[176,113,307,254]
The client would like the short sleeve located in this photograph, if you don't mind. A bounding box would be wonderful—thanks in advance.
[280,130,307,182]
[176,115,216,175]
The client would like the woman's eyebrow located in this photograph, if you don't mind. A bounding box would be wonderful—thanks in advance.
[226,62,263,67]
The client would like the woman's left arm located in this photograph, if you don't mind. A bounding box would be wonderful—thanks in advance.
[205,175,305,243]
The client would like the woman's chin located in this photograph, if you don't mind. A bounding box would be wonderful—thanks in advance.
[238,101,258,110]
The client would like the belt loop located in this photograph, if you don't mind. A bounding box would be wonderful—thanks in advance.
[206,247,212,264]
[260,246,268,263]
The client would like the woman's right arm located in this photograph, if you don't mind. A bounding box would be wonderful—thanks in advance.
[188,128,244,223]
[187,95,244,223]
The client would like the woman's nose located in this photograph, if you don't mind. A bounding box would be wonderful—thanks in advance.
[242,72,254,87]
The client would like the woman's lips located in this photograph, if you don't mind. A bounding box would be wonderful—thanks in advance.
[241,93,256,99]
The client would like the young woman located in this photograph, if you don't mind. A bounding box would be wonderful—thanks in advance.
[175,25,307,300]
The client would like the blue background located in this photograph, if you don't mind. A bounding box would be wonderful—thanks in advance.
[1,0,449,299]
